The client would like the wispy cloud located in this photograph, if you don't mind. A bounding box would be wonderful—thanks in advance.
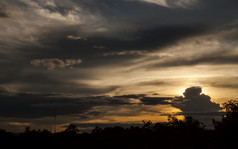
[30,58,82,70]
[67,35,83,40]
[137,0,198,8]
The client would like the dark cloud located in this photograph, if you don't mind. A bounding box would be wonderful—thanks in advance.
[0,91,121,118]
[171,86,221,113]
[0,89,171,119]
[88,25,207,51]
[0,0,238,91]
[19,24,206,62]
[140,97,172,105]
[171,86,222,127]
[3,0,236,74]
[30,58,82,70]
[114,94,147,99]
[150,53,238,68]
[0,3,9,18]
[200,77,238,89]
[0,10,8,18]
[114,94,172,105]
[136,80,168,86]
[1,0,238,91]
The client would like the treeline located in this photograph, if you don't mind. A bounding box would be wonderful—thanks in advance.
[0,100,238,149]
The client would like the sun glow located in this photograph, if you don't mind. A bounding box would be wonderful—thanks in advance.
[201,90,206,95]
[178,88,186,96]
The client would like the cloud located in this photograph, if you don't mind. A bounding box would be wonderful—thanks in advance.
[171,86,221,113]
[114,94,172,105]
[0,86,222,130]
[0,91,122,119]
[19,0,82,24]
[170,86,222,127]
[138,0,169,7]
[30,58,82,70]
[0,0,238,102]
[138,0,198,8]
[166,0,198,8]
[0,2,9,18]
[0,88,173,119]
[0,9,9,18]
[200,77,238,89]
[67,35,86,40]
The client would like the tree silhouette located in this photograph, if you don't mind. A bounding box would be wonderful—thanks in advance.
[64,124,80,134]
[1,101,238,149]
[168,115,205,129]
[213,100,238,132]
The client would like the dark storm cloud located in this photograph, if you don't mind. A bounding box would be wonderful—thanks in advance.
[170,86,222,127]
[90,25,206,51]
[171,86,221,113]
[21,24,206,62]
[2,0,238,63]
[6,0,237,71]
[0,90,124,118]
[0,88,170,119]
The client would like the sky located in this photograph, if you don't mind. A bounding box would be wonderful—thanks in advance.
[0,0,238,132]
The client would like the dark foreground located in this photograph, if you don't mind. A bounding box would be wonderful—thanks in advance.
[1,100,238,149]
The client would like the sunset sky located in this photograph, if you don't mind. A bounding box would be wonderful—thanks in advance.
[1,0,238,132]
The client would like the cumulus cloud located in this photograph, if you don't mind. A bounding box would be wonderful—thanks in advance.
[171,86,221,113]
[30,58,82,70]
[170,86,222,127]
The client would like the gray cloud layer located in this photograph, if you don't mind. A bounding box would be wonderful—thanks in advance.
[0,88,171,118]
[0,86,222,120]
